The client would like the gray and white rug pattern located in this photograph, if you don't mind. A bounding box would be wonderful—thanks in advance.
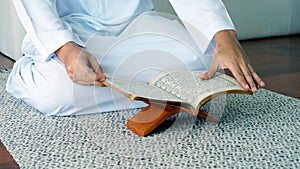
[0,70,299,168]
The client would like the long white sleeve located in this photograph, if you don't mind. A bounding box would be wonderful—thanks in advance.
[169,0,235,52]
[13,0,85,61]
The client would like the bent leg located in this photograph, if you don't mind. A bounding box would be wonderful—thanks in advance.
[6,55,146,116]
[87,12,213,82]
[5,13,214,116]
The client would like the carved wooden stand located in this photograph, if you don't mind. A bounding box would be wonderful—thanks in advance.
[126,103,220,137]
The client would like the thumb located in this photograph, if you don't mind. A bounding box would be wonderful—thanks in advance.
[95,66,106,82]
[199,63,218,80]
[87,55,106,81]
[93,68,106,87]
[199,72,210,80]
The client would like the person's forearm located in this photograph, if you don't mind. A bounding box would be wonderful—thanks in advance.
[13,0,85,61]
[169,0,235,52]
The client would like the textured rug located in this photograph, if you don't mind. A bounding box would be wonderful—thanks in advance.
[0,69,299,168]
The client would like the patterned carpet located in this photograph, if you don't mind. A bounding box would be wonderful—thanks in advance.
[0,69,299,168]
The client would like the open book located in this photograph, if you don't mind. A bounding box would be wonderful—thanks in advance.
[103,70,252,115]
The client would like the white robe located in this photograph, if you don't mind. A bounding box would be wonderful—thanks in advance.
[6,0,235,116]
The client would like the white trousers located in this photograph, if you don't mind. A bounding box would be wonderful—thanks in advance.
[6,13,213,116]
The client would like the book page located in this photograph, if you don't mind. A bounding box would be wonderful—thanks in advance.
[149,71,246,109]
[105,76,184,103]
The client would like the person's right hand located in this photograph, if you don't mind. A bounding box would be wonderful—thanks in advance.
[199,30,265,92]
[55,42,106,86]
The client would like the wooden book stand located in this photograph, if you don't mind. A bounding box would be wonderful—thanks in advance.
[126,102,220,137]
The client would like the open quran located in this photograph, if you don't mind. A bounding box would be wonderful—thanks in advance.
[104,70,252,115]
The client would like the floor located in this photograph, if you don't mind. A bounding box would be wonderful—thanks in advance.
[241,35,300,99]
[0,35,300,168]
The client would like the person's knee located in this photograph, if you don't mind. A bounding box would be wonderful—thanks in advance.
[25,86,74,116]
[6,55,77,116]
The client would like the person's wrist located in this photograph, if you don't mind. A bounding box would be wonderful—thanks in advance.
[215,29,237,39]
[214,30,240,50]
[215,30,237,42]
[55,41,78,62]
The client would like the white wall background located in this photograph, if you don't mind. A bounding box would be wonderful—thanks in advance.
[1,0,300,60]
[0,0,25,60]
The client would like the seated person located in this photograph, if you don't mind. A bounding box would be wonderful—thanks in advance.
[7,0,265,116]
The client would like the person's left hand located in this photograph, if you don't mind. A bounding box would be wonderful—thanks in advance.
[55,41,106,86]
[199,30,265,92]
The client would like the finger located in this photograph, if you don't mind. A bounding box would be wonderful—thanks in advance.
[83,68,106,86]
[229,65,250,90]
[248,65,266,87]
[199,72,210,80]
[87,55,100,72]
[94,80,105,87]
[71,64,98,85]
[74,75,96,85]
[199,57,219,80]
[87,55,106,81]
[95,66,106,82]
[91,68,106,87]
[86,70,100,85]
[239,65,258,92]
